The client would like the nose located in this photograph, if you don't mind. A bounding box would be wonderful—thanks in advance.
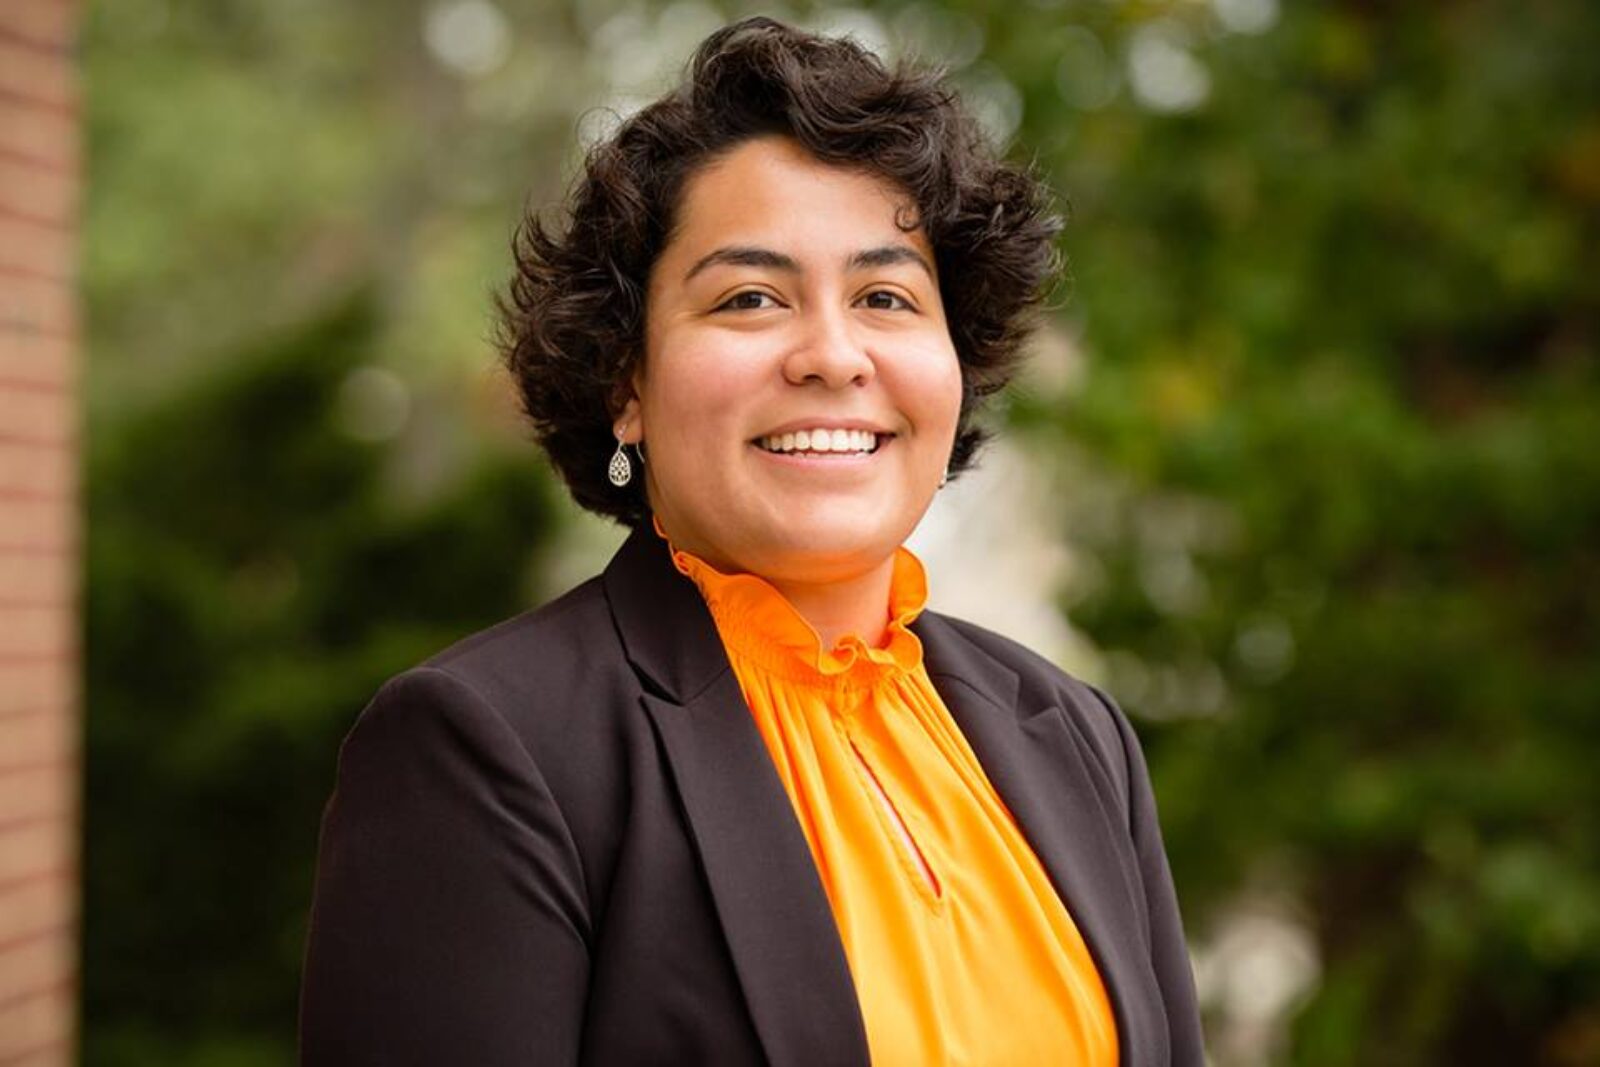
[782,307,875,389]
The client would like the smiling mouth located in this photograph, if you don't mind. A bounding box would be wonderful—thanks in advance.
[755,428,887,456]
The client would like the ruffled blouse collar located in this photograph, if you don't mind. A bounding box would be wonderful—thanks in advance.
[654,516,928,687]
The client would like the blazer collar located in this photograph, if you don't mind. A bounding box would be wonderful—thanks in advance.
[604,525,872,1066]
[604,525,1162,1064]
[603,523,731,703]
[915,611,1167,1065]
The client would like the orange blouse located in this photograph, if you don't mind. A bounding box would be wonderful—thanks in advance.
[666,532,1119,1066]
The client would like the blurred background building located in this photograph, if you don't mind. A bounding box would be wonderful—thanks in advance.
[1,1,81,1064]
[3,0,1598,1064]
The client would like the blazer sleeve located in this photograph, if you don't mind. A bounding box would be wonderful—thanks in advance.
[299,666,591,1066]
[1093,683,1206,1065]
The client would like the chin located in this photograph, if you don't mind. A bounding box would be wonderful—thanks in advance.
[741,517,910,579]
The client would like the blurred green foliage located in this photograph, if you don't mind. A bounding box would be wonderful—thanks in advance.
[85,294,556,1064]
[999,2,1600,1063]
[83,0,1599,1064]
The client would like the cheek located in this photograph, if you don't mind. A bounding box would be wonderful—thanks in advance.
[641,342,753,443]
[916,347,966,430]
[940,360,965,419]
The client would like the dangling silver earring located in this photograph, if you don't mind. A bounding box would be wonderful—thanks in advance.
[608,428,633,487]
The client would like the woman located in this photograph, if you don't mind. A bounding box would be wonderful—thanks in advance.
[300,17,1203,1066]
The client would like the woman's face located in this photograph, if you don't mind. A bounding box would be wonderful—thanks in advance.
[622,135,962,586]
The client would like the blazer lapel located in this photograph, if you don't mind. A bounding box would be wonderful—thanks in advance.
[915,612,1165,1066]
[604,528,870,1067]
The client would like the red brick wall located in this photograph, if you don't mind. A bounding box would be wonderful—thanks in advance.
[0,1,80,1063]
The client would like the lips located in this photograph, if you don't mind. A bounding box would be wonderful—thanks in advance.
[758,428,883,455]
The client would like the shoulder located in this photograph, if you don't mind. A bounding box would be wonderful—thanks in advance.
[923,611,1080,691]
[360,573,637,755]
[918,609,1137,806]
[423,574,616,683]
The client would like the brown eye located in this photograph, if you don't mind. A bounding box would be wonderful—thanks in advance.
[718,291,779,311]
[860,290,910,311]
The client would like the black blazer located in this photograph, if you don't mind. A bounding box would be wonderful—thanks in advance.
[299,526,1204,1065]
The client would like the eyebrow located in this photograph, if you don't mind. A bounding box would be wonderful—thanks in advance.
[682,244,934,283]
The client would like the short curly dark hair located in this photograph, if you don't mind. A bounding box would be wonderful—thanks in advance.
[496,16,1063,527]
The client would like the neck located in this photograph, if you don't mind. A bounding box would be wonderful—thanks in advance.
[649,513,902,649]
[766,556,896,650]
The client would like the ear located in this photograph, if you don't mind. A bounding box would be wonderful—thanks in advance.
[612,388,644,445]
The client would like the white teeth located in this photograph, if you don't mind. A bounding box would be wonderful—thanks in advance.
[759,428,882,455]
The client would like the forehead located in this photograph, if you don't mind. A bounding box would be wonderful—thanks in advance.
[662,136,930,263]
